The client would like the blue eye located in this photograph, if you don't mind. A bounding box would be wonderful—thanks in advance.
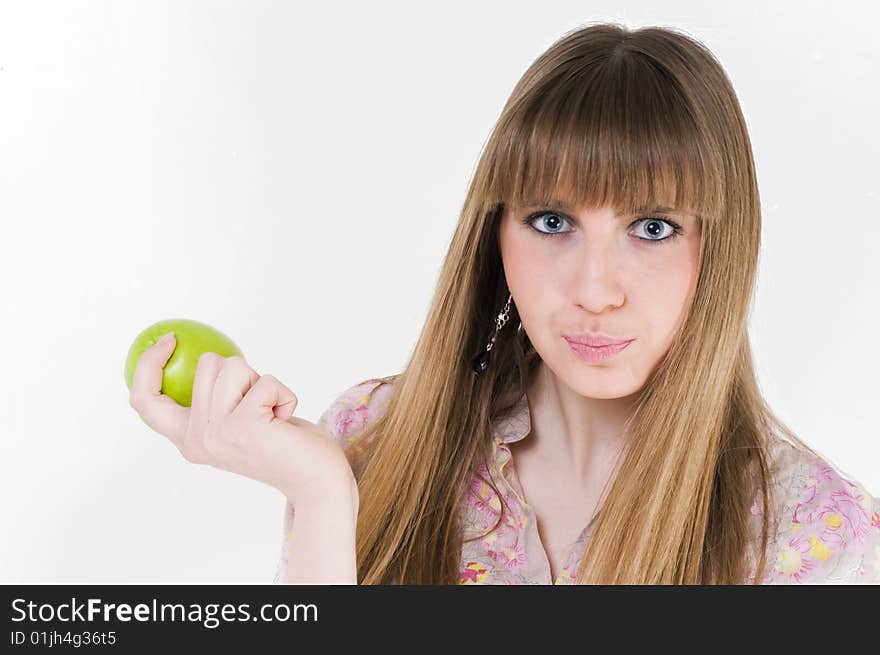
[524,212,573,236]
[630,217,684,243]
[522,211,684,245]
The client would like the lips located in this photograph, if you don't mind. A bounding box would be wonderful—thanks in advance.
[563,332,634,347]
[566,338,633,363]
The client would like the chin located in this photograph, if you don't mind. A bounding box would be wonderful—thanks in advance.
[574,386,638,400]
[565,370,642,400]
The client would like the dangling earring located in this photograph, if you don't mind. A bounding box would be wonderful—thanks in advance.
[472,292,520,374]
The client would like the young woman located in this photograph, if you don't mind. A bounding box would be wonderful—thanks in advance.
[130,21,879,585]
[272,21,880,585]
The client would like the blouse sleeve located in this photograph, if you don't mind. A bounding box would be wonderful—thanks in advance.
[827,493,880,584]
[272,378,392,584]
[753,439,880,585]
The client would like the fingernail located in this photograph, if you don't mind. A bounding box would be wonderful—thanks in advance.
[158,331,175,344]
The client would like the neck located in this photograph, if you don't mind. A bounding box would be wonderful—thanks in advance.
[521,362,636,483]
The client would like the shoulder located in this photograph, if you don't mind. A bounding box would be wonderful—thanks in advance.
[315,376,398,472]
[755,434,880,584]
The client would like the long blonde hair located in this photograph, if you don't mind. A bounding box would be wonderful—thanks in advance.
[346,22,821,584]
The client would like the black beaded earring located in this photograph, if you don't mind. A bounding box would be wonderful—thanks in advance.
[471,292,523,374]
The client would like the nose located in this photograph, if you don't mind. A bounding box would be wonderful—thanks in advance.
[571,237,625,314]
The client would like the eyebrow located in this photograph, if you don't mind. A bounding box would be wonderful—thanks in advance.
[519,199,679,216]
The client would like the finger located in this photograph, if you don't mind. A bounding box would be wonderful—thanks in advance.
[129,333,189,444]
[189,351,223,440]
[235,374,298,424]
[211,356,259,417]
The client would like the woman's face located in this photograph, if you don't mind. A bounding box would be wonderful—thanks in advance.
[498,201,702,399]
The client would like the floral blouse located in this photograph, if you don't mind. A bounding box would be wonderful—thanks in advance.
[274,379,880,585]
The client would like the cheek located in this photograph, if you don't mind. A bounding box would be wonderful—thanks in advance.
[628,254,698,348]
[500,232,556,306]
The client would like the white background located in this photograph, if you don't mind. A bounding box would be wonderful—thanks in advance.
[1,1,877,583]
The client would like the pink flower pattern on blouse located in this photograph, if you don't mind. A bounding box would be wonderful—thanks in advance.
[274,379,880,585]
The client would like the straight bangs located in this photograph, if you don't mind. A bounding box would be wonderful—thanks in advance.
[483,53,725,223]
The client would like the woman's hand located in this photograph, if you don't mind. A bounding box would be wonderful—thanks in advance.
[128,333,356,505]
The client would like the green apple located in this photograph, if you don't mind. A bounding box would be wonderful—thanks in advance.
[124,318,244,411]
